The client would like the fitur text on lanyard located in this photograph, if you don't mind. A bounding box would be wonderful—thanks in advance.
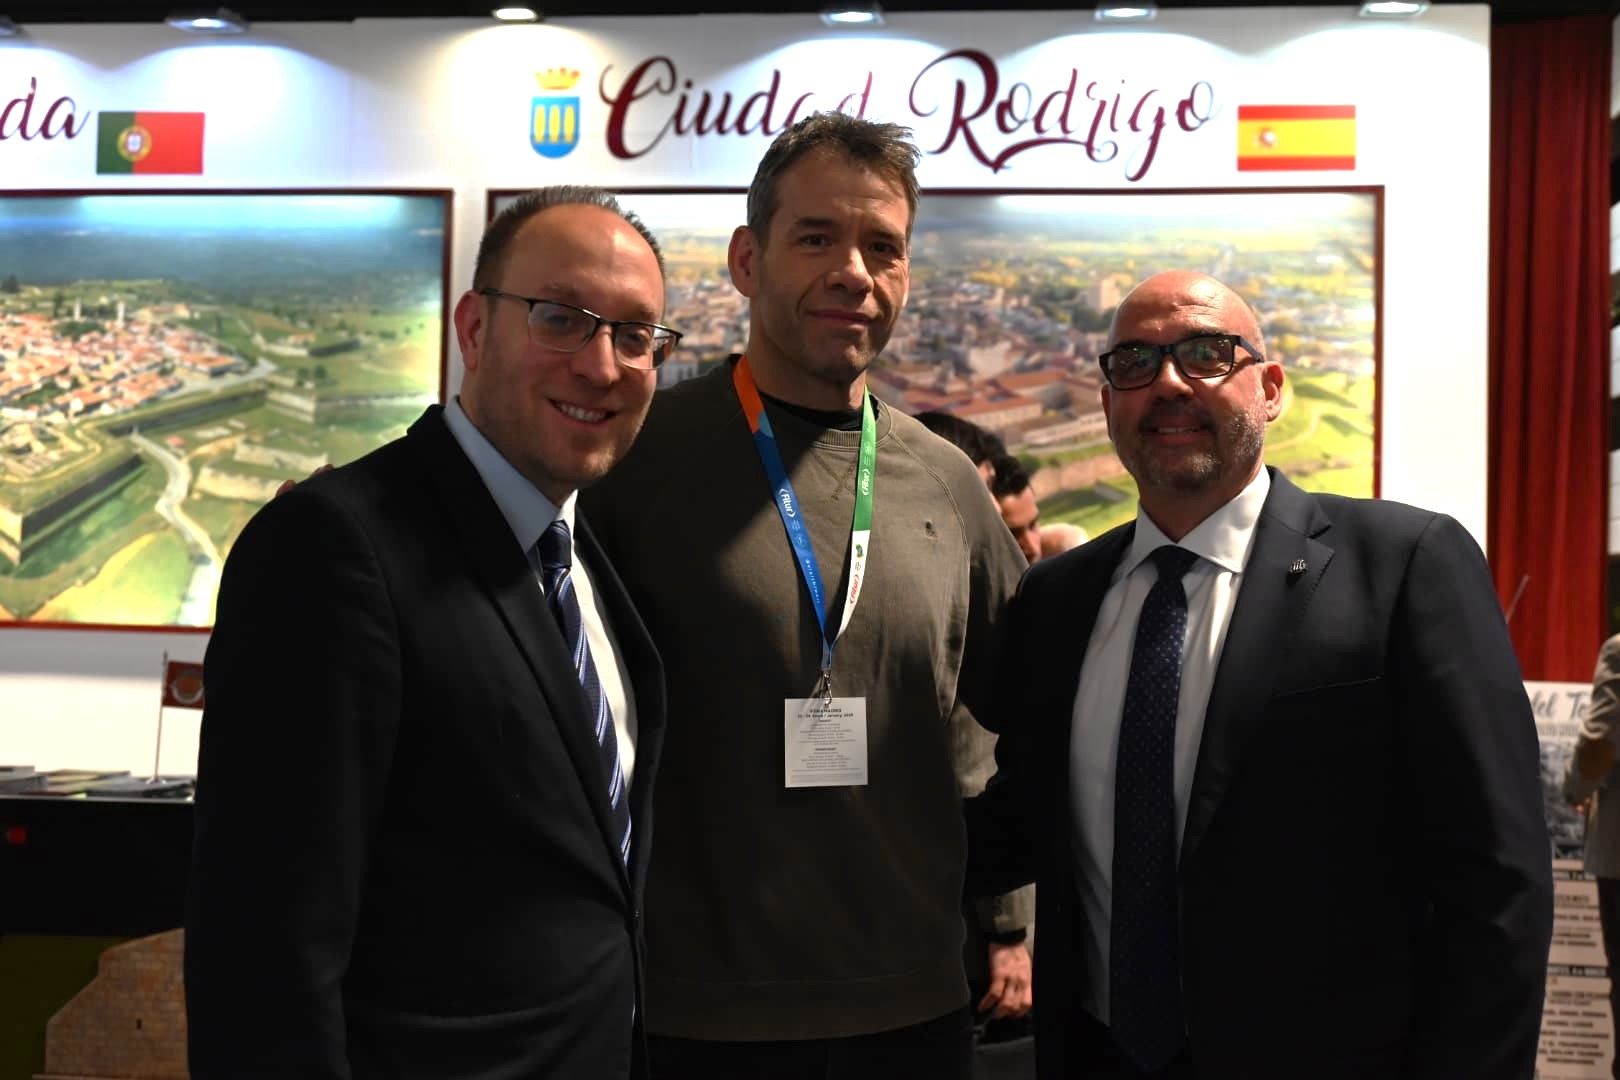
[733,355,876,705]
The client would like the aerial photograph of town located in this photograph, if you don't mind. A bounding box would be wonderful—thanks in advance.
[603,188,1379,540]
[0,192,447,627]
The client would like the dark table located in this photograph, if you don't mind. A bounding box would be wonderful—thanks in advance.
[0,794,192,937]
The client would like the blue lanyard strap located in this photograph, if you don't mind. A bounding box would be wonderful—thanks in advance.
[733,356,877,697]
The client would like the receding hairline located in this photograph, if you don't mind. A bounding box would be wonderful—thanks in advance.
[510,200,652,248]
[1108,271,1266,355]
[473,185,664,293]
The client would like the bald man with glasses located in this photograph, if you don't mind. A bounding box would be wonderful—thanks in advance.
[968,270,1552,1080]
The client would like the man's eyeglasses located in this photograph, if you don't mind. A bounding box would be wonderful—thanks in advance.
[1097,333,1264,391]
[478,288,683,370]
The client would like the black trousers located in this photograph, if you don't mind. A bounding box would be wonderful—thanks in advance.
[1068,1011,1195,1080]
[1599,877,1620,1080]
[647,1007,974,1080]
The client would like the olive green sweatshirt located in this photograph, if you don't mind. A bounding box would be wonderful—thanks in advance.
[582,359,1026,1040]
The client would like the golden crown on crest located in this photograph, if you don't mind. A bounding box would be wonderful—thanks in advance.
[535,68,581,91]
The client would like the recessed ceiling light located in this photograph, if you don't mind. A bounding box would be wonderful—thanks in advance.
[1095,2,1157,22]
[820,3,883,27]
[1359,0,1429,15]
[0,16,19,36]
[165,7,248,33]
[492,6,539,20]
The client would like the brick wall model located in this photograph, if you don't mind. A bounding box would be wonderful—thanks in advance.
[36,929,187,1080]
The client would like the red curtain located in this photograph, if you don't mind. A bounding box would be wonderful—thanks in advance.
[1488,15,1611,682]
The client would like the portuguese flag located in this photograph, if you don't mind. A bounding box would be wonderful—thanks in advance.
[96,111,205,174]
[1236,105,1355,172]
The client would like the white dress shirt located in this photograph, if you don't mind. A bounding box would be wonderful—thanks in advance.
[444,397,637,787]
[1069,467,1270,1022]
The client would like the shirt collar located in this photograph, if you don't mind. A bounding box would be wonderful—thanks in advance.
[1122,466,1271,580]
[443,396,573,555]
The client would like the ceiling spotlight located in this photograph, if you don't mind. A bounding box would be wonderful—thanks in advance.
[165,7,248,33]
[1359,0,1429,14]
[0,16,19,36]
[1095,2,1157,22]
[491,6,539,20]
[820,3,883,27]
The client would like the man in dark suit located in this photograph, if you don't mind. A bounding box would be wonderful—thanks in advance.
[184,186,677,1079]
[968,270,1553,1079]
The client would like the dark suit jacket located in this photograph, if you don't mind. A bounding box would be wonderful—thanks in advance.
[185,406,665,1080]
[968,469,1553,1080]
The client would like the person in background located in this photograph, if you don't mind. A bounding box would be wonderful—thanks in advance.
[1039,521,1087,559]
[913,410,1039,1049]
[186,187,675,1080]
[988,452,1042,566]
[915,409,1008,488]
[916,410,1083,565]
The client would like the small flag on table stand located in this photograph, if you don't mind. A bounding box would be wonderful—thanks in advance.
[161,655,206,710]
[155,652,204,779]
[86,659,200,798]
[125,653,204,796]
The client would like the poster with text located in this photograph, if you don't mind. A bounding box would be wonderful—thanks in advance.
[1532,679,1614,1079]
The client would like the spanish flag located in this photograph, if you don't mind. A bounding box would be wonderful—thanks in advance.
[1236,105,1355,172]
[96,111,206,175]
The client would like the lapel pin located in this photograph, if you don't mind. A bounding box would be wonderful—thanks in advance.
[1288,559,1308,576]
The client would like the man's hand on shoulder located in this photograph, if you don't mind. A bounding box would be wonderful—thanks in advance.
[275,464,334,498]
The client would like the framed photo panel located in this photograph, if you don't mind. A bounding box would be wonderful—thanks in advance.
[489,186,1381,541]
[0,189,451,630]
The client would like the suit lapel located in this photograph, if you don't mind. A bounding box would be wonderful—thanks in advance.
[409,408,632,894]
[1180,470,1333,869]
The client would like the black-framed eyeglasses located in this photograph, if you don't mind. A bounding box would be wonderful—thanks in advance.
[1097,333,1265,391]
[478,288,683,370]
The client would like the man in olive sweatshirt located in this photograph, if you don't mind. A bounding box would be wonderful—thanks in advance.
[581,112,1028,1078]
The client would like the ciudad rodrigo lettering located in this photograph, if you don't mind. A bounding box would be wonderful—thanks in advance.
[0,77,90,141]
[600,57,873,159]
[599,49,1212,181]
[908,49,1213,181]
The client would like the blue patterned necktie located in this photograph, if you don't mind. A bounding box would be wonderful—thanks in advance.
[1110,543,1199,1073]
[537,519,632,868]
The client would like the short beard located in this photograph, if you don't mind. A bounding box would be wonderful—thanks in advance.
[1125,407,1266,496]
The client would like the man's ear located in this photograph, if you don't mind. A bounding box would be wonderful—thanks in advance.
[452,289,486,374]
[727,226,759,300]
[1261,361,1285,422]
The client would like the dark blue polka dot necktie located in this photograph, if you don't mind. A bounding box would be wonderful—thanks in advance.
[537,519,632,868]
[1110,543,1199,1072]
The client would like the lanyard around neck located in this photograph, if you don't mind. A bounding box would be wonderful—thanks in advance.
[732,356,876,699]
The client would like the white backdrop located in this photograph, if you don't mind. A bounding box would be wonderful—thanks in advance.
[0,5,1491,772]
